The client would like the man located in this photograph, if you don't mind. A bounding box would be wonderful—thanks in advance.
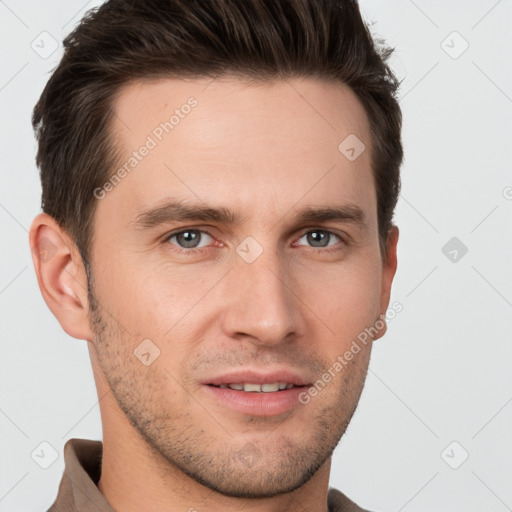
[29,0,402,510]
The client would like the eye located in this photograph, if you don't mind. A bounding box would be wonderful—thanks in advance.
[164,228,346,255]
[295,229,344,250]
[165,229,214,251]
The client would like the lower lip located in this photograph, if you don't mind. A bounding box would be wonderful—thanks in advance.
[202,385,308,416]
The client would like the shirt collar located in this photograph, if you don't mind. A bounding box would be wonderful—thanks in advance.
[49,438,114,512]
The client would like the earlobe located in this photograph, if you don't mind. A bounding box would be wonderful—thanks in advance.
[29,213,94,341]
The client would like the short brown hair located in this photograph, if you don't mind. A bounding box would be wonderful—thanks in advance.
[32,0,402,269]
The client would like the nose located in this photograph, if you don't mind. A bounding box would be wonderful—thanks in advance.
[220,246,304,347]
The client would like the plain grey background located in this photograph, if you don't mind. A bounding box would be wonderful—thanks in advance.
[1,1,511,511]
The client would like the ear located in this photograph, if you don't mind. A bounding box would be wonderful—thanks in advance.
[373,225,399,341]
[29,213,94,341]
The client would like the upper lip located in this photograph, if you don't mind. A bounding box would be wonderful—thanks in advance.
[204,369,311,387]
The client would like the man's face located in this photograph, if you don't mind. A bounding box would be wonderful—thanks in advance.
[87,77,396,497]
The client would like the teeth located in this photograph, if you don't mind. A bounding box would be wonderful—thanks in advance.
[244,383,262,392]
[222,382,294,392]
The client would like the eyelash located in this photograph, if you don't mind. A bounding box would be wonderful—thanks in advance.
[164,228,347,255]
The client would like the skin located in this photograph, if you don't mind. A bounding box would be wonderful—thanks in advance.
[30,76,398,512]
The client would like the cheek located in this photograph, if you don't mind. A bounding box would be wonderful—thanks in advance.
[299,258,382,344]
[98,255,223,338]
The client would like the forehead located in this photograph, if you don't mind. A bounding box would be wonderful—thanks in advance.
[102,76,375,228]
[112,76,370,152]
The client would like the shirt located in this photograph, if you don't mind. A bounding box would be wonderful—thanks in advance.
[46,438,371,512]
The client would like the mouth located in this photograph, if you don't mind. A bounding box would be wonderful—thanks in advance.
[208,382,298,392]
[202,371,311,416]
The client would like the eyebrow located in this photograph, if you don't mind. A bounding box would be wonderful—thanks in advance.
[128,198,367,231]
